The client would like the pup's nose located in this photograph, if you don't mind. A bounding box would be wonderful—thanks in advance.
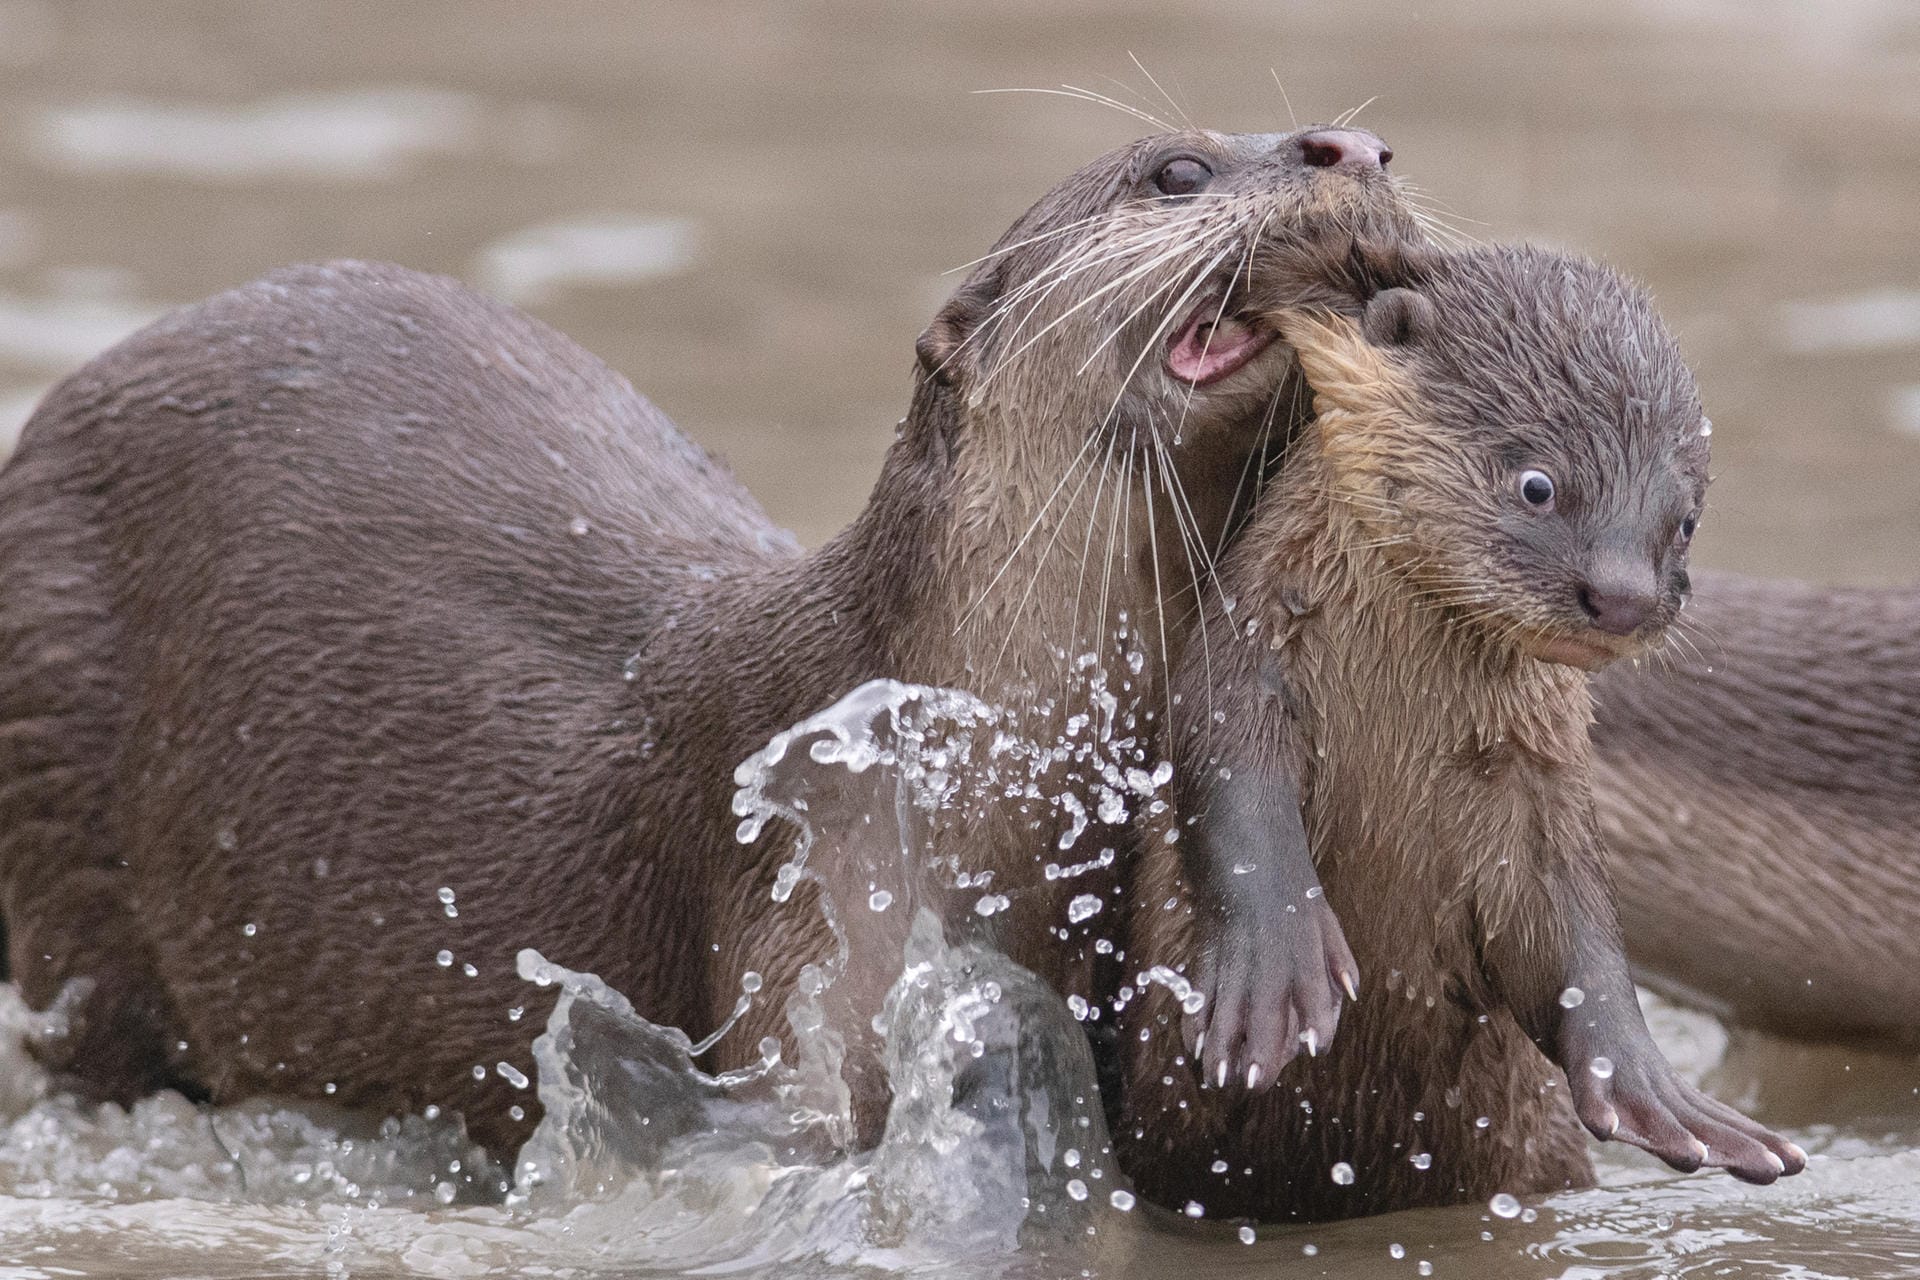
[1577,581,1658,636]
[1297,128,1392,173]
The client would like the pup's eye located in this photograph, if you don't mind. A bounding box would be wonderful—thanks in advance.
[1679,512,1699,541]
[1154,157,1213,196]
[1517,469,1556,509]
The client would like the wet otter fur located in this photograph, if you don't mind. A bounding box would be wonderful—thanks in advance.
[1592,572,1920,1048]
[0,127,1415,1157]
[1117,243,1805,1221]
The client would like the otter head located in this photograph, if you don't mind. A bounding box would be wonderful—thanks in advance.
[915,126,1417,462]
[1281,244,1710,670]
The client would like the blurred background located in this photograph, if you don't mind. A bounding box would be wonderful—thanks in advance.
[0,0,1915,579]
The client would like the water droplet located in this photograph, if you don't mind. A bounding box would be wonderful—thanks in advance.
[435,950,453,968]
[568,516,591,537]
[1183,1200,1205,1218]
[974,893,1009,917]
[1419,1263,1434,1275]
[1238,1225,1256,1245]
[1558,985,1585,1009]
[437,887,456,905]
[509,1104,525,1122]
[1410,1152,1432,1170]
[1390,1243,1406,1259]
[1475,1115,1491,1129]
[1489,1192,1522,1218]
[1589,1056,1615,1080]
[507,1005,524,1022]
[622,652,643,682]
[471,1064,487,1080]
[741,970,762,993]
[216,827,238,852]
[1303,1243,1319,1256]
[434,1181,457,1205]
[1109,1189,1136,1211]
[241,921,257,937]
[462,962,478,977]
[1066,1178,1088,1201]
[1067,893,1103,923]
[868,888,894,912]
[1330,1161,1355,1185]
[1067,994,1090,1021]
[1210,1158,1229,1174]
[495,1061,529,1089]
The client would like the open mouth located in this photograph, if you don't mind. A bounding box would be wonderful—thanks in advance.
[1165,294,1278,386]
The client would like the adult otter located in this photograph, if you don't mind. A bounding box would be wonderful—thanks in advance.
[1592,573,1920,1047]
[0,126,1414,1158]
[1118,243,1804,1222]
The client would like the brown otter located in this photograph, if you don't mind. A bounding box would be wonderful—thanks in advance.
[0,126,1414,1158]
[1592,572,1920,1047]
[1117,243,1805,1221]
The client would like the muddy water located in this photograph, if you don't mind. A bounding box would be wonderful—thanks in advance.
[1,0,1917,1276]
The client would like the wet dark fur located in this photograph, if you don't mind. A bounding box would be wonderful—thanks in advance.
[1593,571,1920,1047]
[0,129,1415,1157]
[1117,245,1800,1222]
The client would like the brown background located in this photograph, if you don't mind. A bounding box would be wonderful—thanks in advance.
[2,0,1915,577]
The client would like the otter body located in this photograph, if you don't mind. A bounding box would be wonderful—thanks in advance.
[0,128,1414,1155]
[1594,571,1920,1046]
[0,260,884,1152]
[1120,246,1801,1220]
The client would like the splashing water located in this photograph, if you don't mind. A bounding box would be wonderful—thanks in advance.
[0,679,1911,1277]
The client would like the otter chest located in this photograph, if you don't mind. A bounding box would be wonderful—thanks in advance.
[1286,600,1589,892]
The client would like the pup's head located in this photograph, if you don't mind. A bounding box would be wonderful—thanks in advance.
[1279,243,1709,669]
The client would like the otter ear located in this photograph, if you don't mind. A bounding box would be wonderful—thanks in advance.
[1360,287,1436,348]
[916,266,1003,386]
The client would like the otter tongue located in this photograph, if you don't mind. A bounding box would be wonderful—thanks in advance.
[1167,306,1269,385]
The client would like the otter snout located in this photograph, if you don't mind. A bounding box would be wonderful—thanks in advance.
[1296,128,1392,173]
[1576,577,1660,636]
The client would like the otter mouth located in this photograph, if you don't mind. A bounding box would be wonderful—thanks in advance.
[1523,629,1635,672]
[1166,295,1278,385]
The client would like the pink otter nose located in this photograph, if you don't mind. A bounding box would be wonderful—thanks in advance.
[1297,128,1392,173]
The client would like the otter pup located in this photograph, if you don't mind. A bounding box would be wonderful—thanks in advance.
[0,127,1414,1156]
[1119,244,1805,1221]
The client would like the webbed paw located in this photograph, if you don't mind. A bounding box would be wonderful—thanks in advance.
[1183,893,1358,1092]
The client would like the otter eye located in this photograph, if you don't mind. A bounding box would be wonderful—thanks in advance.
[1154,157,1213,196]
[1517,469,1556,509]
[1679,512,1699,542]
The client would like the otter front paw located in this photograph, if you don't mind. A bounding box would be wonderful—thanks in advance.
[1567,1044,1806,1184]
[1184,894,1358,1092]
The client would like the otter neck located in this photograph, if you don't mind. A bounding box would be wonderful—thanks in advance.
[858,375,1225,739]
[1270,442,1592,770]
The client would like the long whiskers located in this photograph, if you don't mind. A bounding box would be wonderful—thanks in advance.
[973,85,1173,134]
